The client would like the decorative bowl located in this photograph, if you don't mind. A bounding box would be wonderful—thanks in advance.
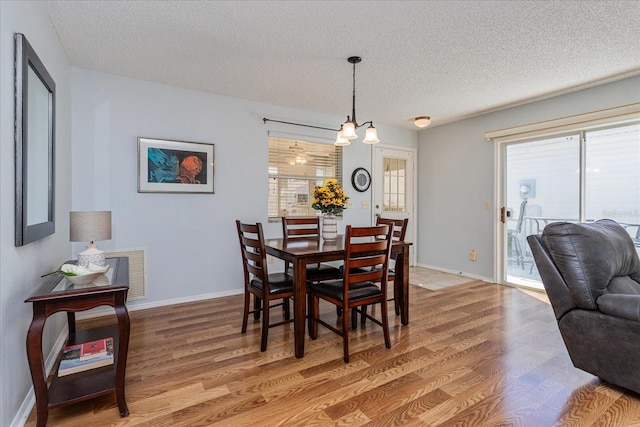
[61,263,110,285]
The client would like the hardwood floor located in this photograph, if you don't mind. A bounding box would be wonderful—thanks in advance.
[27,281,640,426]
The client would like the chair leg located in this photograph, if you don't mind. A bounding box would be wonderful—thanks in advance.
[351,307,358,329]
[254,295,262,320]
[283,297,290,320]
[310,294,319,340]
[380,300,391,349]
[342,304,350,363]
[260,297,269,352]
[241,291,250,333]
[360,305,367,326]
[393,280,401,316]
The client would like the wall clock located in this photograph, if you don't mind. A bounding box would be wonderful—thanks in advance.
[351,167,371,192]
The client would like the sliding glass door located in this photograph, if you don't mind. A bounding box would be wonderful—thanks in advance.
[501,123,639,290]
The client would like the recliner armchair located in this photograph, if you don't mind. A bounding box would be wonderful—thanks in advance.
[527,219,640,394]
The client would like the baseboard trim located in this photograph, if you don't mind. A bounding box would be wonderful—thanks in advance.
[415,263,494,284]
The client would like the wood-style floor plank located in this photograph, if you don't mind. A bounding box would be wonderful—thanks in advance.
[25,280,640,426]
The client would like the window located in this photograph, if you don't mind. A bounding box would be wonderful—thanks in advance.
[268,137,342,220]
[382,157,407,213]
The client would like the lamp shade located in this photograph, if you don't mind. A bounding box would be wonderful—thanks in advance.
[70,211,112,242]
[362,124,380,144]
[335,129,351,146]
[341,121,358,140]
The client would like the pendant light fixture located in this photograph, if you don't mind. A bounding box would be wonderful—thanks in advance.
[334,56,380,146]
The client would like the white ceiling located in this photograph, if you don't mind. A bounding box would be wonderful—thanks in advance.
[46,1,640,129]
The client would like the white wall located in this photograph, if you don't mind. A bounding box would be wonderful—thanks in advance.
[417,76,640,280]
[71,68,417,308]
[0,2,72,426]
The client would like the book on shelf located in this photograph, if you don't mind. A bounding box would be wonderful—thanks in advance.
[58,337,114,377]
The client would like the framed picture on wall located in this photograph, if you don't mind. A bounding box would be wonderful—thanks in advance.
[138,137,215,193]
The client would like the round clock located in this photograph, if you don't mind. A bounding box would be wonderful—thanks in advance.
[351,167,371,192]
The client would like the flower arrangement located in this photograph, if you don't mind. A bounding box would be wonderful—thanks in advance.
[312,179,349,215]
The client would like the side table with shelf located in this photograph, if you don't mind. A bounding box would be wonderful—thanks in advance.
[25,257,130,427]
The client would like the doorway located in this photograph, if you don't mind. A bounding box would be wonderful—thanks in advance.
[499,123,640,289]
[372,145,416,265]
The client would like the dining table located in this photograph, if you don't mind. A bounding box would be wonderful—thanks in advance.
[264,235,412,359]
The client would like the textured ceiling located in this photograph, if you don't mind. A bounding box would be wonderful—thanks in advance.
[46,1,640,129]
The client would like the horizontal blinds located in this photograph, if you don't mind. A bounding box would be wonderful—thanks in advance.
[268,136,343,218]
[268,137,342,183]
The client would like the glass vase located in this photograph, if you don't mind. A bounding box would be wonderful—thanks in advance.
[321,213,338,241]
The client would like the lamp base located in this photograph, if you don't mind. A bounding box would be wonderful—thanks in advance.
[77,243,106,267]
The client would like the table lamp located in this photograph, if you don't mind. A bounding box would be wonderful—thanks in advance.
[70,211,112,267]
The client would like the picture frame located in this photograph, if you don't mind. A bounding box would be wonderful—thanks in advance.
[15,33,56,246]
[351,167,371,192]
[138,137,215,193]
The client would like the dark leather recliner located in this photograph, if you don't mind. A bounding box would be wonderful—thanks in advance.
[527,219,640,394]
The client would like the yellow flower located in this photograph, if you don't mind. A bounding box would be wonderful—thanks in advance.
[311,179,349,214]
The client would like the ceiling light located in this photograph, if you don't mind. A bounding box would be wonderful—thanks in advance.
[413,116,431,128]
[334,56,380,146]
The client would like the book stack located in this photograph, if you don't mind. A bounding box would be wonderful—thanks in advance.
[58,337,114,377]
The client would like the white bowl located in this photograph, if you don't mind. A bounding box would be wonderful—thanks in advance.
[63,264,110,285]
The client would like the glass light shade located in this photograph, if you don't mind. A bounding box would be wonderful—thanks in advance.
[335,130,351,146]
[341,121,357,140]
[363,125,380,144]
[414,116,431,128]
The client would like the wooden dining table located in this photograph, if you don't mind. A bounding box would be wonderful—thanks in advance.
[264,235,412,359]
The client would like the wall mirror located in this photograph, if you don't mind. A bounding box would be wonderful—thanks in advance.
[15,33,56,246]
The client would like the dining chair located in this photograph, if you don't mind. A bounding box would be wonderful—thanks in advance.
[376,217,409,316]
[236,220,294,352]
[308,224,393,363]
[281,217,342,282]
[353,217,409,326]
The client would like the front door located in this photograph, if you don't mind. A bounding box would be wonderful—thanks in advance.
[372,145,416,265]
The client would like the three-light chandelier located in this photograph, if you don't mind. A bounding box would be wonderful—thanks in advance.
[334,56,380,146]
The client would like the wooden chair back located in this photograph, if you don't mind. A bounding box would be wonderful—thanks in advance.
[282,217,321,240]
[376,217,408,242]
[343,224,394,291]
[236,220,269,290]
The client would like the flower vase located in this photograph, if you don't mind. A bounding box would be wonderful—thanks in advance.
[322,214,338,241]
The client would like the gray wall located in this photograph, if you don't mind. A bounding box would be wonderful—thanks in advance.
[0,2,72,426]
[70,67,416,307]
[417,76,640,279]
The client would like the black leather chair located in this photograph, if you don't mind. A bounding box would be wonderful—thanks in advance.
[527,219,640,394]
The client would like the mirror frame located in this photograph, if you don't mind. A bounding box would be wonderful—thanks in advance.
[15,33,56,246]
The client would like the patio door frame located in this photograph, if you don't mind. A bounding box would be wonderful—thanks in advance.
[489,103,640,286]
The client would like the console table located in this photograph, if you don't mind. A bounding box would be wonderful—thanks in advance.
[25,257,130,427]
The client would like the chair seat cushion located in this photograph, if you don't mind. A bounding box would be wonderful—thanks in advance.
[309,280,382,302]
[250,272,293,295]
[339,265,394,278]
[288,264,342,281]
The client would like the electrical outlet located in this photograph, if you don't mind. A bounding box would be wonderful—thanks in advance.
[361,200,370,209]
[484,201,490,210]
[469,249,477,261]
[267,255,274,263]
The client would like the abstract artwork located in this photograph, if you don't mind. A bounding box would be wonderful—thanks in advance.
[138,137,214,193]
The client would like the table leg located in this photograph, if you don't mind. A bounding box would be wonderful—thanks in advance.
[293,257,308,358]
[114,295,130,417]
[26,307,49,427]
[396,246,410,325]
